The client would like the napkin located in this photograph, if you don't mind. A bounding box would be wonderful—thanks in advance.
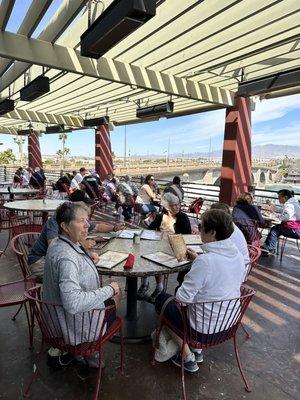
[124,253,135,270]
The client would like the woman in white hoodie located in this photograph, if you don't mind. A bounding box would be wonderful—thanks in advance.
[262,189,300,255]
[155,209,245,373]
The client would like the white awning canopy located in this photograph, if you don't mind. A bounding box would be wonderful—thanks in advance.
[0,0,299,134]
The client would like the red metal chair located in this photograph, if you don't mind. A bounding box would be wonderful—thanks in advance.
[187,197,204,220]
[278,236,300,262]
[0,278,36,348]
[152,286,255,400]
[10,230,42,278]
[23,286,124,399]
[0,208,12,256]
[244,245,261,282]
[234,219,261,247]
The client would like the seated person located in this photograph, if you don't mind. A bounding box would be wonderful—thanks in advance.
[138,193,191,302]
[29,167,46,189]
[262,189,300,255]
[13,167,24,185]
[139,174,160,214]
[28,193,124,282]
[163,176,184,203]
[81,173,101,199]
[210,202,250,267]
[116,176,139,222]
[70,167,88,190]
[232,192,264,244]
[155,209,245,372]
[54,173,73,193]
[43,202,121,367]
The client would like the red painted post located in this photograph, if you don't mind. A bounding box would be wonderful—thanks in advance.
[219,97,252,206]
[95,124,113,181]
[28,130,43,170]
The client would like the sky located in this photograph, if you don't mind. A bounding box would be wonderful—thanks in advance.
[1,0,299,158]
[1,93,299,158]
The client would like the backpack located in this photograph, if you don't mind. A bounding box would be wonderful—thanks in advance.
[188,197,204,215]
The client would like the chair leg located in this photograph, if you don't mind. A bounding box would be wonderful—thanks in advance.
[24,302,34,349]
[11,303,23,321]
[280,237,287,263]
[23,342,45,398]
[240,323,251,339]
[180,343,187,400]
[93,348,103,400]
[120,322,125,374]
[233,336,251,392]
[151,322,164,366]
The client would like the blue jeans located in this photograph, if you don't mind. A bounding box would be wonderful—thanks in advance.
[141,203,158,214]
[265,225,300,251]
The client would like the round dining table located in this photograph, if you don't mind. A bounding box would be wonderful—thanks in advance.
[0,181,13,187]
[4,199,67,223]
[0,187,39,200]
[96,234,192,343]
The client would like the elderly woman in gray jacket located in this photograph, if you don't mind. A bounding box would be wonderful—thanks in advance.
[43,202,121,367]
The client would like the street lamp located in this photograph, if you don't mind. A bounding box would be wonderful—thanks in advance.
[13,136,25,164]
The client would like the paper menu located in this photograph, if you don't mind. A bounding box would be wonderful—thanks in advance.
[168,234,187,261]
[140,230,161,241]
[141,252,190,269]
[182,234,202,245]
[117,230,142,239]
[96,250,128,269]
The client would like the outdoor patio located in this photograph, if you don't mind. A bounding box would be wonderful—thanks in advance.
[0,214,299,400]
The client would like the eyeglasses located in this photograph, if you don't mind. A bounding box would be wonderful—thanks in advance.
[150,178,155,180]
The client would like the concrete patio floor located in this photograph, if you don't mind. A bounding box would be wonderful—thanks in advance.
[0,225,299,400]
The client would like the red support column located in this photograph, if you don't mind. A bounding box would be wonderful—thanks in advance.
[219,97,252,206]
[95,124,113,181]
[28,130,43,170]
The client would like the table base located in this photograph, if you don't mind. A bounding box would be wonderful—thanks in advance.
[111,300,158,344]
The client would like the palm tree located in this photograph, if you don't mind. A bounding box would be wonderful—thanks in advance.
[58,132,69,170]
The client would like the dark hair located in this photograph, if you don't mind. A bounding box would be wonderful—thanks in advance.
[236,192,253,205]
[210,202,231,215]
[79,167,86,173]
[144,174,154,184]
[173,176,181,185]
[277,189,292,199]
[201,209,233,241]
[56,202,89,233]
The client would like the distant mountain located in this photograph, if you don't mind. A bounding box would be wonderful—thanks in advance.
[252,144,300,158]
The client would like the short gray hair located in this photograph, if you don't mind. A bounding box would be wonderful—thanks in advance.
[161,192,180,208]
[56,202,89,233]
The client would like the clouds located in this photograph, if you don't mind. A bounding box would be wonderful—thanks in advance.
[252,93,300,124]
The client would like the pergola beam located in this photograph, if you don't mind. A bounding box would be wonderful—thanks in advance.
[1,108,83,129]
[0,0,89,84]
[0,0,53,76]
[0,31,235,106]
[0,0,15,31]
[0,125,18,135]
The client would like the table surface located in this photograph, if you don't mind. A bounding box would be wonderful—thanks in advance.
[3,199,67,212]
[0,181,13,186]
[96,234,192,277]
[0,188,39,194]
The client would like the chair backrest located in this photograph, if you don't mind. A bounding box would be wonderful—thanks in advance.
[11,231,41,278]
[234,219,261,245]
[177,286,255,349]
[25,286,116,356]
[0,208,11,230]
[245,245,261,281]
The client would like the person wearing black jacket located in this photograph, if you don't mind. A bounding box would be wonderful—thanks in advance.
[137,193,191,302]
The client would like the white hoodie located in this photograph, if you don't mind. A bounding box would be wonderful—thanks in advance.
[176,238,245,333]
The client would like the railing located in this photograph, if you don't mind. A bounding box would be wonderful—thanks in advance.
[1,166,299,207]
